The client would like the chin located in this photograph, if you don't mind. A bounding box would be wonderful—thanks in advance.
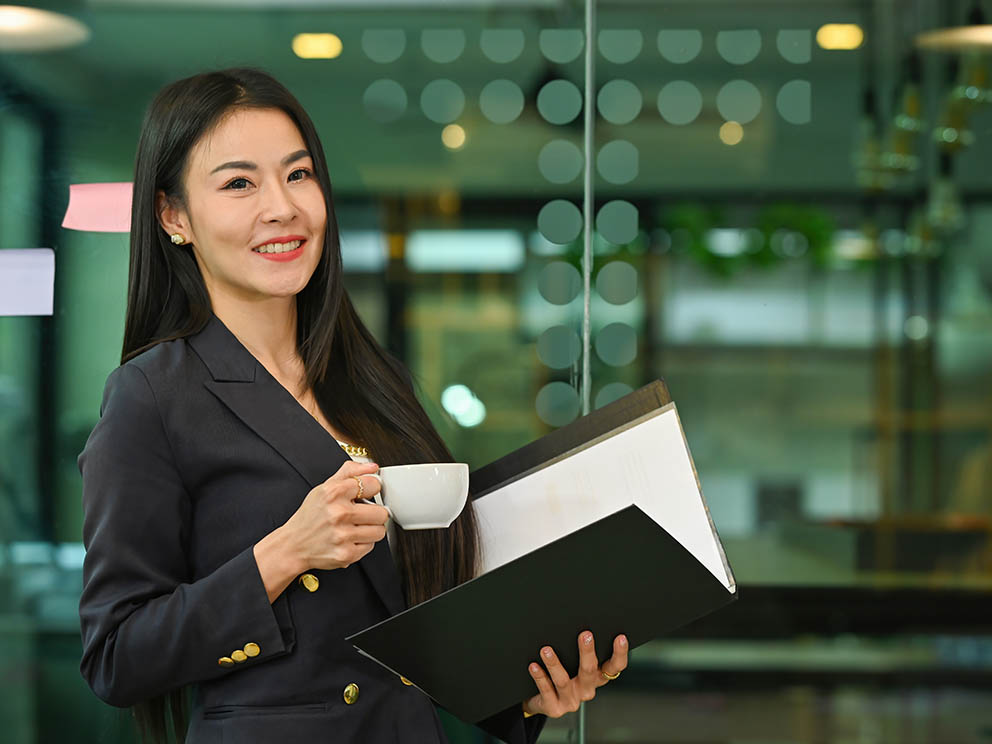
[270,283,309,298]
[262,269,316,296]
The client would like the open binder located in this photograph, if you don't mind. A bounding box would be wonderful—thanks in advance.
[347,380,737,723]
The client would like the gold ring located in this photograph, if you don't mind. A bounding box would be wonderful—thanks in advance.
[351,475,364,500]
[601,669,620,681]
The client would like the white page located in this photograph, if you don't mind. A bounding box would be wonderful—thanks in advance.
[473,404,733,590]
[0,249,54,316]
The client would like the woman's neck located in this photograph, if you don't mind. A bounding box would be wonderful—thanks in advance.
[211,295,303,380]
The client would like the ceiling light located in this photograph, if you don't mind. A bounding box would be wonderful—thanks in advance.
[916,25,992,51]
[292,33,342,59]
[719,121,743,145]
[916,24,992,50]
[0,5,90,52]
[816,24,864,50]
[916,2,992,50]
[441,124,466,150]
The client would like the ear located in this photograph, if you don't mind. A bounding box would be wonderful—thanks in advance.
[156,189,192,242]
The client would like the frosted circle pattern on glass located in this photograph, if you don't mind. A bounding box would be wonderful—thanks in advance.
[596,200,638,246]
[597,80,642,125]
[596,260,639,305]
[657,30,702,64]
[538,260,582,304]
[777,80,811,124]
[716,80,762,124]
[539,29,584,63]
[421,80,465,124]
[538,140,584,183]
[537,80,583,125]
[538,200,583,245]
[716,30,761,64]
[657,81,703,125]
[363,80,407,123]
[537,326,582,369]
[480,80,524,124]
[421,29,465,63]
[595,382,634,410]
[362,29,406,63]
[777,30,812,63]
[481,29,525,63]
[598,30,642,63]
[536,382,580,427]
[596,140,638,185]
[595,322,638,366]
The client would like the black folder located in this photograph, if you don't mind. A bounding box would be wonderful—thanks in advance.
[347,380,737,723]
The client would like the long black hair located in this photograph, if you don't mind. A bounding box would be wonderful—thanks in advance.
[122,67,479,744]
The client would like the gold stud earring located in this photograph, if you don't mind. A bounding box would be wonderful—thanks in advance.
[170,233,186,245]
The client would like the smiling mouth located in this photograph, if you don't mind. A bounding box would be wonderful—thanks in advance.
[252,239,304,254]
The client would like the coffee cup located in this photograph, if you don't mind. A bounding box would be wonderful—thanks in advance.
[366,463,469,530]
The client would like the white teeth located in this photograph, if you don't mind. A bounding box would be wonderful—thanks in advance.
[254,239,302,254]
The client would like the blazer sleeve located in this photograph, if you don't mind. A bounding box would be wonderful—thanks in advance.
[77,362,296,707]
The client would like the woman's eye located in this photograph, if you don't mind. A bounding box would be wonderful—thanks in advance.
[223,169,310,191]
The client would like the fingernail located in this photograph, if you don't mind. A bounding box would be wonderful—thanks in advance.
[542,647,552,658]
[620,636,628,647]
[530,663,541,674]
[584,633,593,645]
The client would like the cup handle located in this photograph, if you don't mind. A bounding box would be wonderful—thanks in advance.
[365,473,392,520]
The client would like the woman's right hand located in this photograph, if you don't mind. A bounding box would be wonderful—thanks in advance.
[254,460,389,603]
[281,460,390,572]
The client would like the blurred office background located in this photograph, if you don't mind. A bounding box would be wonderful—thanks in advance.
[2,0,992,741]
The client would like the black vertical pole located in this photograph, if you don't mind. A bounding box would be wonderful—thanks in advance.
[37,104,59,543]
[0,66,60,542]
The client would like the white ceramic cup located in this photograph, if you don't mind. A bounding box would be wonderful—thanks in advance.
[366,463,469,530]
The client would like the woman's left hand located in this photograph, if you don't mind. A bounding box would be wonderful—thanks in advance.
[521,631,628,718]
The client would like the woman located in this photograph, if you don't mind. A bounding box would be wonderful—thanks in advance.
[77,67,628,744]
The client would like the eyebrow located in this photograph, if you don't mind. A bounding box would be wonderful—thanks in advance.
[209,149,311,175]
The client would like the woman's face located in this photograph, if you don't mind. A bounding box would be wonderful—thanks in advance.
[158,107,327,308]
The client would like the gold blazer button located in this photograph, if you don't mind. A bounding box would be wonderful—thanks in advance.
[343,683,359,705]
[244,642,260,657]
[231,650,248,663]
[299,573,319,592]
[217,657,234,668]
[400,676,413,686]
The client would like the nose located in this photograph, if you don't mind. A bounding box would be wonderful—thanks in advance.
[260,179,297,223]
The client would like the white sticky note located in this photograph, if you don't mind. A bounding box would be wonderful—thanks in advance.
[0,248,55,316]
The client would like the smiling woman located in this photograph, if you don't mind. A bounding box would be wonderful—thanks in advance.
[76,67,627,744]
[156,108,326,307]
[81,68,501,744]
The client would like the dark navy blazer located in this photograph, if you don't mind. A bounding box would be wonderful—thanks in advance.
[77,313,546,743]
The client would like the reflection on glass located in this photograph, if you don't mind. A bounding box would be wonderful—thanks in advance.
[539,28,584,64]
[479,79,525,124]
[420,79,465,123]
[597,79,642,125]
[3,3,992,743]
[716,29,762,64]
[658,80,704,125]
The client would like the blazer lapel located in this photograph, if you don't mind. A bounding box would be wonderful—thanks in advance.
[188,313,407,617]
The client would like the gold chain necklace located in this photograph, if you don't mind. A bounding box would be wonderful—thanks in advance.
[337,441,371,458]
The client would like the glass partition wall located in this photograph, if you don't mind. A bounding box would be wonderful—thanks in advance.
[2,0,992,742]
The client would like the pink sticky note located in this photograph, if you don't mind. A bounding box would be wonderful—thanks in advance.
[62,182,133,233]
